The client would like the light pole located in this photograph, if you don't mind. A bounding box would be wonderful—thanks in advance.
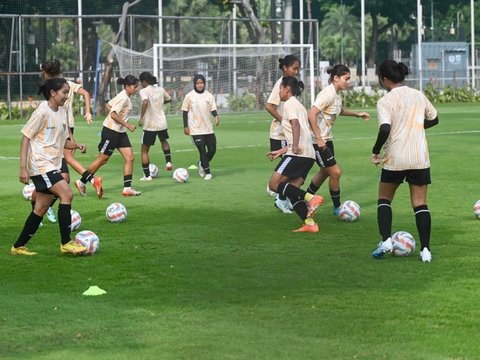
[471,0,475,89]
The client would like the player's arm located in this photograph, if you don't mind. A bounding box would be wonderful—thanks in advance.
[65,139,86,153]
[371,123,391,165]
[265,102,282,122]
[341,108,370,121]
[110,111,136,132]
[267,146,288,161]
[139,99,148,127]
[307,106,325,147]
[19,135,30,184]
[163,90,172,104]
[77,87,93,124]
[182,111,190,135]
[424,116,439,129]
[290,118,301,155]
[211,110,219,126]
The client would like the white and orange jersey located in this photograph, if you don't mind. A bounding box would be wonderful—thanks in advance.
[63,80,83,128]
[311,83,342,142]
[21,101,69,176]
[267,77,286,141]
[377,86,437,170]
[282,96,315,159]
[102,90,132,133]
[181,90,217,135]
[139,85,171,131]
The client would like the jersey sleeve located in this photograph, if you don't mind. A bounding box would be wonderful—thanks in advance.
[283,102,297,122]
[163,88,172,102]
[423,95,438,120]
[210,93,217,112]
[266,81,281,106]
[376,98,392,125]
[312,90,332,112]
[139,88,148,102]
[180,93,191,112]
[109,96,128,114]
[21,109,46,139]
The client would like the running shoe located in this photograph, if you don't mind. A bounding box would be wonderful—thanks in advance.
[371,238,393,259]
[11,246,37,256]
[198,161,205,178]
[333,207,340,217]
[140,176,153,182]
[75,180,87,196]
[165,162,172,171]
[306,195,324,218]
[122,187,142,196]
[420,248,432,263]
[60,240,87,255]
[204,174,213,181]
[46,207,57,223]
[292,223,319,233]
[93,177,103,199]
[275,198,293,214]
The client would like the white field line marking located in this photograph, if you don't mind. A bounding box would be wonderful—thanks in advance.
[1,130,478,160]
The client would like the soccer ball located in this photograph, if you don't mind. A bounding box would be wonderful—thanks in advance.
[474,200,480,219]
[106,203,128,222]
[339,200,361,222]
[70,209,82,231]
[22,183,35,201]
[149,163,159,178]
[391,231,416,256]
[173,168,189,183]
[75,230,99,255]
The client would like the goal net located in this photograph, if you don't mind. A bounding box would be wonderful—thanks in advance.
[111,43,315,115]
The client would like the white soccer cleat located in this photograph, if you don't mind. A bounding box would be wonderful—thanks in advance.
[371,237,393,259]
[198,161,205,178]
[204,174,213,181]
[140,176,153,181]
[46,207,57,223]
[122,187,142,197]
[266,184,277,197]
[275,198,293,214]
[420,248,432,263]
[165,162,172,171]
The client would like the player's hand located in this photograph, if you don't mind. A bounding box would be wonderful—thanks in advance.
[19,168,29,184]
[77,144,87,153]
[138,119,144,127]
[184,127,190,136]
[359,112,370,121]
[371,153,381,165]
[292,146,302,155]
[127,124,136,132]
[214,116,220,127]
[84,112,93,124]
[266,147,287,160]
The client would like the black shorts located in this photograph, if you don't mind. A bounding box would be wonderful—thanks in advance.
[313,141,336,168]
[192,134,216,148]
[98,127,132,156]
[275,155,314,180]
[141,129,169,146]
[270,138,287,152]
[381,168,431,185]
[31,169,64,194]
[60,158,69,174]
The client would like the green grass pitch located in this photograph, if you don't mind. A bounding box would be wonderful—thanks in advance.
[0,103,479,359]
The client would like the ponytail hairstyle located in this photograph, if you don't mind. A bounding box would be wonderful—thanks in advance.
[139,71,158,85]
[326,64,350,83]
[281,76,305,97]
[117,75,139,87]
[41,59,62,77]
[38,78,68,100]
[378,60,409,84]
[278,55,300,71]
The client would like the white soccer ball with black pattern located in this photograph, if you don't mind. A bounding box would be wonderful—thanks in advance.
[22,183,35,201]
[173,168,189,183]
[75,230,99,255]
[391,231,416,256]
[474,200,480,219]
[149,163,159,178]
[106,203,127,222]
[70,209,82,231]
[339,200,361,222]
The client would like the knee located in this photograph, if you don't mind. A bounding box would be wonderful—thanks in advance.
[330,167,341,180]
[59,188,73,204]
[268,179,279,193]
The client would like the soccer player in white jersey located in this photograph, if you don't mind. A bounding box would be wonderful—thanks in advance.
[12,78,87,255]
[370,60,439,262]
[40,60,100,219]
[306,65,370,216]
[138,71,173,181]
[181,74,219,180]
[267,76,324,233]
[265,55,301,213]
[77,75,141,197]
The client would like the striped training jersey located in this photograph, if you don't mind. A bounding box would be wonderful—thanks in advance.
[311,83,342,142]
[102,90,132,133]
[267,77,286,141]
[377,86,437,170]
[181,90,217,135]
[21,101,69,176]
[282,96,315,159]
[63,80,83,128]
[139,85,171,131]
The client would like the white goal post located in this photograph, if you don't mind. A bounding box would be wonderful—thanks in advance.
[152,43,315,111]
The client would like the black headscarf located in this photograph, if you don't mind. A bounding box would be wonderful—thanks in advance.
[193,74,206,94]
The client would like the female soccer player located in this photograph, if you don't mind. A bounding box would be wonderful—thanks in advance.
[181,74,219,180]
[138,71,172,181]
[267,76,324,233]
[306,64,370,216]
[40,60,100,217]
[12,78,87,255]
[265,55,301,213]
[77,75,141,197]
[370,60,438,262]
